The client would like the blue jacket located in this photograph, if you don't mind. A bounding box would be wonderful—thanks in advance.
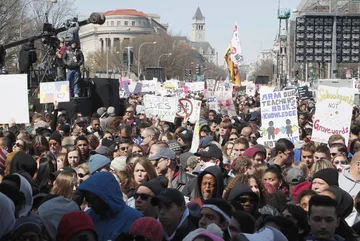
[78,172,142,241]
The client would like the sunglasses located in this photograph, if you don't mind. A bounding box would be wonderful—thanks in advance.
[78,172,89,178]
[229,138,237,141]
[334,160,347,165]
[134,193,152,201]
[139,113,146,116]
[49,142,58,147]
[330,153,338,156]
[13,142,23,148]
[238,197,257,204]
[120,146,129,151]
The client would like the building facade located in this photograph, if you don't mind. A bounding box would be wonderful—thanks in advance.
[79,9,168,58]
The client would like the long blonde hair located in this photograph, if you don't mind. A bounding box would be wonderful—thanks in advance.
[50,172,75,199]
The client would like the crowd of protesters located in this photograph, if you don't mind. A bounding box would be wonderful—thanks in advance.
[1,91,360,241]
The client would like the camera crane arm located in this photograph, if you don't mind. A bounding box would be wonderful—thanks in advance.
[2,12,106,50]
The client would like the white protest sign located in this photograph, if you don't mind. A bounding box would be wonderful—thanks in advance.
[214,89,237,116]
[207,96,219,112]
[163,80,179,89]
[311,86,356,144]
[161,88,185,98]
[185,82,205,92]
[260,89,299,148]
[0,74,29,123]
[246,82,256,96]
[143,95,178,123]
[141,80,157,93]
[190,121,200,153]
[215,81,233,92]
[259,85,275,94]
[206,79,216,92]
[176,98,201,124]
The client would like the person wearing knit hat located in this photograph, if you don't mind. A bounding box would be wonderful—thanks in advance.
[167,140,182,155]
[56,211,97,241]
[135,176,168,218]
[9,151,37,178]
[49,131,62,157]
[88,154,111,175]
[128,217,163,241]
[58,124,71,137]
[242,147,265,164]
[199,198,233,240]
[11,216,43,241]
[312,167,338,191]
[62,136,74,147]
[311,168,339,194]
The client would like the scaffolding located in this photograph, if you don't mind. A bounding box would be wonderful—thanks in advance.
[297,0,360,14]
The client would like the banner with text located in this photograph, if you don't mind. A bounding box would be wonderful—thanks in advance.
[141,80,157,93]
[260,89,299,148]
[185,82,205,92]
[143,95,178,123]
[311,85,355,144]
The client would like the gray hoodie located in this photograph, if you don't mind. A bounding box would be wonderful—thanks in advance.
[338,166,360,198]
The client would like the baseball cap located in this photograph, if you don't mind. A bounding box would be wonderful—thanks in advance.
[167,140,182,154]
[151,188,185,207]
[88,154,111,174]
[110,156,127,171]
[238,226,288,241]
[148,148,176,161]
[195,144,223,161]
[285,167,305,185]
[89,145,112,157]
[75,117,87,125]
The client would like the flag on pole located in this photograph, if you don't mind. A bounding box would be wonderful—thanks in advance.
[224,22,242,86]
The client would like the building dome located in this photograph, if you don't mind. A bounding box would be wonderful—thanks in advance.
[104,9,148,17]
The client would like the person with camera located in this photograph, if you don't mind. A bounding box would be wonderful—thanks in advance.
[62,40,84,98]
[56,38,67,81]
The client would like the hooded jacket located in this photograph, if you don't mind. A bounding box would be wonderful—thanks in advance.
[0,193,15,240]
[227,183,259,216]
[192,166,224,207]
[339,166,360,198]
[15,174,33,217]
[78,172,142,241]
[10,151,37,178]
[38,196,79,241]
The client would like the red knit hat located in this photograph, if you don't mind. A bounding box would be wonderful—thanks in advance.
[129,217,163,241]
[243,147,262,158]
[291,181,311,204]
[56,211,97,241]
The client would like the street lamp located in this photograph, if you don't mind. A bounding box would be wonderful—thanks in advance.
[137,41,156,79]
[19,0,57,39]
[158,53,172,67]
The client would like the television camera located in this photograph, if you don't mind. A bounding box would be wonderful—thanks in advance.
[1,12,105,84]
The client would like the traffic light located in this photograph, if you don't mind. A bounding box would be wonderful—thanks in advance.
[129,50,133,65]
[184,69,188,77]
[295,70,299,78]
[196,65,201,75]
[188,69,192,75]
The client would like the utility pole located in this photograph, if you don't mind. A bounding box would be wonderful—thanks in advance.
[125,46,133,78]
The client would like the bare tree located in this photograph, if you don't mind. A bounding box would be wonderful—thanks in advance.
[248,59,274,82]
[86,50,125,77]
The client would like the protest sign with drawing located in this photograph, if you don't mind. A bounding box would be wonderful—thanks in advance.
[246,82,256,96]
[177,98,201,124]
[214,89,236,116]
[311,85,356,144]
[40,81,70,104]
[260,89,299,148]
[206,79,216,92]
[143,95,178,123]
[185,82,205,92]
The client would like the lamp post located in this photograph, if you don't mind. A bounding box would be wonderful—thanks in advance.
[158,53,172,67]
[106,32,112,77]
[19,0,57,39]
[137,41,156,79]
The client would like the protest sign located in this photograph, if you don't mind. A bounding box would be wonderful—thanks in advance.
[235,86,246,96]
[259,86,275,94]
[119,79,131,88]
[215,81,232,92]
[207,96,218,112]
[161,88,185,98]
[143,95,178,123]
[185,82,205,92]
[246,82,256,96]
[40,81,70,104]
[214,89,237,116]
[311,86,356,144]
[163,80,178,89]
[260,89,299,148]
[0,74,29,123]
[206,79,216,92]
[124,82,142,95]
[141,80,157,93]
[297,86,310,100]
[177,98,201,123]
[190,121,200,153]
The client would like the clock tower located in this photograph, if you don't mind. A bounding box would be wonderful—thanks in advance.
[192,7,205,42]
